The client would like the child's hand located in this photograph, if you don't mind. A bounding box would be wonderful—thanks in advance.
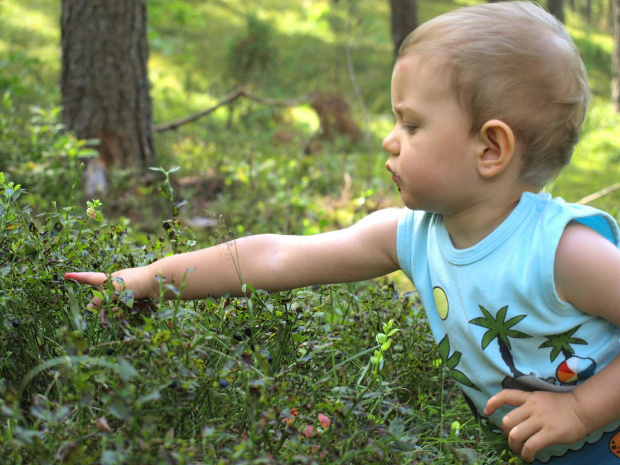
[64,268,155,312]
[484,389,590,463]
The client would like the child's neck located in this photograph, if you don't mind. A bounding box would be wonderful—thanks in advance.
[443,188,538,249]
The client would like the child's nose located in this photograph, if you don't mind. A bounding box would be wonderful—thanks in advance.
[382,130,399,156]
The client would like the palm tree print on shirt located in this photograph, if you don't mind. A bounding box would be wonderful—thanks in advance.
[469,305,531,378]
[437,334,480,391]
[539,325,596,385]
[539,325,587,362]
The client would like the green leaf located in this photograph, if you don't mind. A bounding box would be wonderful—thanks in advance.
[158,183,173,201]
[437,335,450,361]
[388,416,405,437]
[108,396,131,420]
[110,277,125,287]
[481,331,496,350]
[469,317,492,330]
[445,350,461,369]
[450,369,480,390]
[138,389,161,404]
[119,290,134,308]
[152,330,171,346]
[117,358,137,381]
[504,329,531,340]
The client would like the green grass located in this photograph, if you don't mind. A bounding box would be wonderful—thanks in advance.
[0,173,511,463]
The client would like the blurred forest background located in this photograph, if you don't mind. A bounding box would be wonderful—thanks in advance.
[1,0,618,251]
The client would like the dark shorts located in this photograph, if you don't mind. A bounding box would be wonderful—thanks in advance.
[532,426,620,464]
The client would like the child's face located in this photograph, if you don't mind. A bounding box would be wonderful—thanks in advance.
[383,55,483,214]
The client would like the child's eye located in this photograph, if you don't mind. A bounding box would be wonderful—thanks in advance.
[402,124,417,134]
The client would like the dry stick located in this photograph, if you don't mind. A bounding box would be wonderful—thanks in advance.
[576,182,620,205]
[154,87,313,133]
[154,88,244,132]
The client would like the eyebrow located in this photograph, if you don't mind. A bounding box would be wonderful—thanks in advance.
[393,104,422,120]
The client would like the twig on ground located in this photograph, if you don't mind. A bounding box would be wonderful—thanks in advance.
[576,183,620,205]
[154,88,313,133]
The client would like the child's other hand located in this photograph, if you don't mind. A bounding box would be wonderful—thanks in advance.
[484,389,589,463]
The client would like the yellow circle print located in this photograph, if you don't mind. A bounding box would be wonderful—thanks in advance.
[433,286,449,320]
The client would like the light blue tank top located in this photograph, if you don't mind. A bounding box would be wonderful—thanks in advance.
[397,192,620,462]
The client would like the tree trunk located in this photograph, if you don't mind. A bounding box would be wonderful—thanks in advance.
[613,0,620,112]
[389,0,418,59]
[61,0,154,195]
[548,0,565,23]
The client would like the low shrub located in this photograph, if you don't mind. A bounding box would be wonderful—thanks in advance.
[0,171,514,464]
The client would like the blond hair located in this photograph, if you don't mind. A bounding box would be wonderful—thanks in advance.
[398,1,590,187]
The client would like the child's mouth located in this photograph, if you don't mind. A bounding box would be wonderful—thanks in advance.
[386,165,401,192]
[390,173,401,191]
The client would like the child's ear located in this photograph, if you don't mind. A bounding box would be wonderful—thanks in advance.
[477,119,516,178]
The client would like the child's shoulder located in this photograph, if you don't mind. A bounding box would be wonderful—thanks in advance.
[554,214,620,322]
[530,192,619,245]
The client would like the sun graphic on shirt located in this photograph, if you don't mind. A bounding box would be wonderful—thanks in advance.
[433,286,449,320]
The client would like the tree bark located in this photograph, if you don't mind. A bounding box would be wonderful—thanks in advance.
[389,0,418,59]
[613,0,620,112]
[548,0,565,23]
[61,0,154,194]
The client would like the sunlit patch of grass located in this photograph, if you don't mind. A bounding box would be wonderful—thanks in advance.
[290,106,320,133]
[551,97,620,215]
[567,11,614,96]
[0,1,60,102]
[1,1,59,42]
[269,3,331,40]
[0,2,59,63]
[567,14,614,55]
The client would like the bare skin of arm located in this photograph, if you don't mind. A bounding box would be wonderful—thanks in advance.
[65,208,403,305]
[485,222,620,462]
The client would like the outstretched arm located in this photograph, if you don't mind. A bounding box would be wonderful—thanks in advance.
[485,222,620,462]
[65,208,403,302]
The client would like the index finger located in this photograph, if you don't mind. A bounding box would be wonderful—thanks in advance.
[64,272,108,286]
[485,389,532,416]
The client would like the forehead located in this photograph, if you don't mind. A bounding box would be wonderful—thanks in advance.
[391,54,452,103]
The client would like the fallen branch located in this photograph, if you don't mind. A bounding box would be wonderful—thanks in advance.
[576,182,620,205]
[154,87,313,133]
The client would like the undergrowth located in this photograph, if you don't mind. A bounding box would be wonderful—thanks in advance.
[0,170,519,464]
